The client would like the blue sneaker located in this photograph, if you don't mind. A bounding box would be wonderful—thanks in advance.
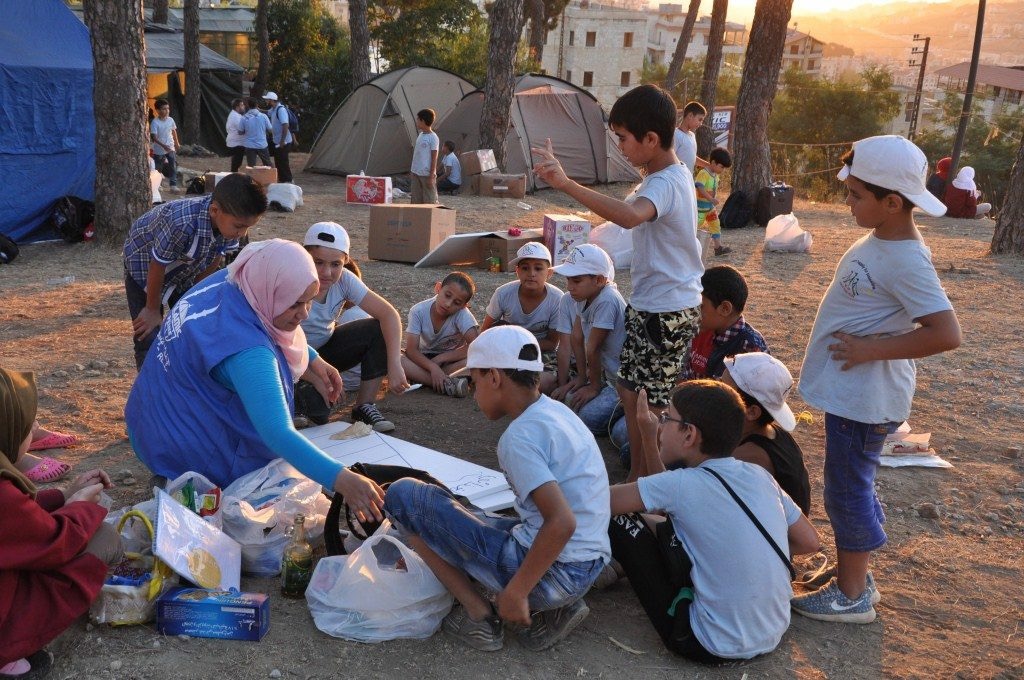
[791,577,876,624]
[866,572,881,605]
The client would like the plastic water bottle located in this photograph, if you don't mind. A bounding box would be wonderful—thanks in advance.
[516,201,533,211]
[47,275,76,286]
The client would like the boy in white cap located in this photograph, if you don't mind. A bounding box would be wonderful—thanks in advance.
[549,244,626,439]
[385,325,611,652]
[297,222,409,431]
[793,135,962,623]
[263,91,292,182]
[480,242,565,392]
[721,353,811,515]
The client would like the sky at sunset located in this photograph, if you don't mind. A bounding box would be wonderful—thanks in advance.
[721,0,949,22]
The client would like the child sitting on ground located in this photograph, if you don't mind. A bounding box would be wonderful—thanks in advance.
[721,353,811,515]
[385,326,610,652]
[608,381,819,663]
[479,242,564,393]
[401,272,479,397]
[295,223,409,431]
[695,147,733,256]
[549,244,627,439]
[794,135,961,624]
[550,281,582,397]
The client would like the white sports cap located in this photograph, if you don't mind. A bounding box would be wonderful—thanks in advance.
[508,242,552,266]
[836,135,947,217]
[724,353,797,432]
[263,91,279,101]
[552,243,613,278]
[465,325,544,372]
[303,222,350,254]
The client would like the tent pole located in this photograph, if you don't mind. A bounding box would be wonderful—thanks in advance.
[575,94,600,181]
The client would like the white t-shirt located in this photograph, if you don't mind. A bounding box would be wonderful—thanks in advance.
[406,297,478,355]
[673,128,697,173]
[638,457,801,659]
[150,117,176,155]
[626,163,703,312]
[551,292,582,335]
[799,233,953,424]
[442,151,462,185]
[411,131,440,177]
[226,109,245,147]
[485,282,563,341]
[579,284,627,378]
[500,395,611,564]
[300,270,370,349]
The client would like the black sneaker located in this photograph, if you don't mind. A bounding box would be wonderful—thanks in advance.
[519,598,590,651]
[351,403,395,433]
[443,605,504,651]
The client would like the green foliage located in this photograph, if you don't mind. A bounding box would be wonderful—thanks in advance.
[640,57,739,108]
[267,0,351,147]
[369,0,480,77]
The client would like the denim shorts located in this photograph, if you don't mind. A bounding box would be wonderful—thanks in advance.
[384,478,604,612]
[823,413,899,552]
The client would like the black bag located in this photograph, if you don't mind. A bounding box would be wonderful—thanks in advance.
[719,190,753,229]
[323,462,471,555]
[0,232,19,264]
[754,183,794,227]
[185,175,207,195]
[47,196,95,243]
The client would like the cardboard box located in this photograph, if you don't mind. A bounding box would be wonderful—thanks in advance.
[478,229,544,272]
[369,204,457,263]
[478,173,527,199]
[156,587,269,641]
[459,149,498,177]
[346,175,393,205]
[543,214,591,262]
[244,166,277,186]
[204,172,233,193]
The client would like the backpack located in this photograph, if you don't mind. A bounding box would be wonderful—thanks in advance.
[185,174,207,195]
[283,105,299,133]
[0,232,19,264]
[47,196,95,243]
[719,190,754,229]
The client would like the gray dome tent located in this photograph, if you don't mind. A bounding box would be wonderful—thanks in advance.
[306,66,476,176]
[434,73,641,191]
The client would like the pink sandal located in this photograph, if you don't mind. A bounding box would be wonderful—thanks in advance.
[28,431,78,451]
[23,457,71,483]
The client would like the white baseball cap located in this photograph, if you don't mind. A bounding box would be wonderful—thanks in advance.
[263,91,279,101]
[724,353,797,432]
[508,242,552,266]
[552,243,613,278]
[303,222,350,254]
[465,325,544,372]
[836,135,947,217]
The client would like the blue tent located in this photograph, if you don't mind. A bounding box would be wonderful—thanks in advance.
[0,0,95,243]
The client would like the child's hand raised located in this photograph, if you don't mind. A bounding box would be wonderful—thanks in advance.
[635,388,659,442]
[530,138,570,190]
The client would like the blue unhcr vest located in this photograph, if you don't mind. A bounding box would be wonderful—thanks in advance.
[125,269,295,487]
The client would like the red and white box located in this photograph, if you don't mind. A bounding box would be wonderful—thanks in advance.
[543,214,591,263]
[346,175,393,205]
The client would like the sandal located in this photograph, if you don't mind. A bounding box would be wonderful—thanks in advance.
[0,650,53,679]
[23,457,71,484]
[28,431,78,451]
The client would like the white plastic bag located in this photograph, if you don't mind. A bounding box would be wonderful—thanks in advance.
[764,213,812,253]
[306,522,453,643]
[164,470,224,529]
[221,460,330,577]
[588,221,633,269]
[266,182,303,212]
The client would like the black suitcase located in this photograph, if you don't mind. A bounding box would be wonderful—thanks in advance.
[755,183,794,226]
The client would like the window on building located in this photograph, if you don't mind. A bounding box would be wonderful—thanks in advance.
[621,71,631,86]
[586,31,596,47]
[1008,89,1022,105]
[808,59,816,70]
[583,71,594,86]
[623,32,633,48]
[569,31,575,46]
[566,70,572,82]
[790,45,799,55]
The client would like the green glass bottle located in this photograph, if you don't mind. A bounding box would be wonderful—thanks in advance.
[280,513,313,598]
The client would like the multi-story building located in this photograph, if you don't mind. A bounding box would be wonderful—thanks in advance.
[781,29,824,77]
[934,62,1024,121]
[645,4,747,72]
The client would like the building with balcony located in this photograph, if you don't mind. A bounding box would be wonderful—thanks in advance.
[934,62,1024,121]
[782,29,824,76]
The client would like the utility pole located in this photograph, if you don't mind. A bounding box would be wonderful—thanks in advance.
[907,34,930,140]
[949,0,986,179]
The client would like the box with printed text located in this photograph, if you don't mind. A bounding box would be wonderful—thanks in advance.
[345,175,393,205]
[156,587,269,641]
[459,149,498,177]
[542,214,591,263]
[369,204,457,263]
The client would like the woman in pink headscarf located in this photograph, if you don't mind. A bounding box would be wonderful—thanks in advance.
[125,239,385,523]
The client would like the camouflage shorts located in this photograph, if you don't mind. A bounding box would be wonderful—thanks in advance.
[617,305,701,406]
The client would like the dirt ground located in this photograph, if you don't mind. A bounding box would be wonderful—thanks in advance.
[1,154,1022,680]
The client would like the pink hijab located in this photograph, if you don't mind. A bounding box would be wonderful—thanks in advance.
[226,239,317,380]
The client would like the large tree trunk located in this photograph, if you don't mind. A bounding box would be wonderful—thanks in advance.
[182,0,201,145]
[480,0,525,170]
[696,0,727,157]
[349,0,372,87]
[152,0,168,25]
[991,137,1024,254]
[83,0,150,248]
[731,0,793,201]
[526,0,547,63]
[663,0,701,93]
[252,0,270,99]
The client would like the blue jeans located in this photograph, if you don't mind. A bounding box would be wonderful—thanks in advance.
[569,384,620,437]
[155,152,177,187]
[823,413,899,552]
[384,478,604,612]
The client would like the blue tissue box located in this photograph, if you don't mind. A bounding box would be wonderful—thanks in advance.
[156,587,269,641]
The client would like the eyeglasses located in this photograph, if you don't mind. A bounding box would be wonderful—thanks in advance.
[658,413,691,429]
